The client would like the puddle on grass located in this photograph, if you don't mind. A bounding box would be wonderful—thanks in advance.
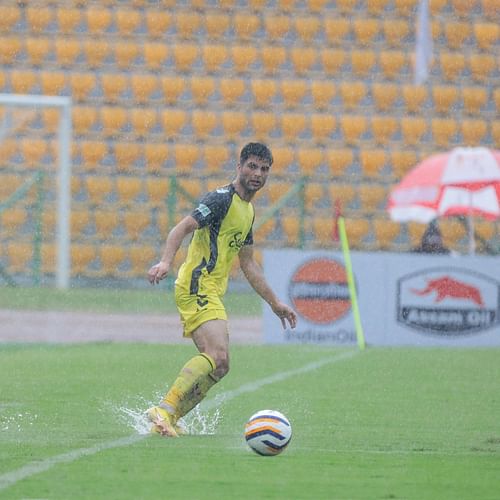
[0,409,38,432]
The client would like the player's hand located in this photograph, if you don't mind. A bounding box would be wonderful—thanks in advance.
[148,261,169,285]
[272,302,297,330]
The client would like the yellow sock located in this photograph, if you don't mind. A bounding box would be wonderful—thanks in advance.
[162,353,217,419]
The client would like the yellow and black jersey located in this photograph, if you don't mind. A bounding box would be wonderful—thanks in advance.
[176,183,255,298]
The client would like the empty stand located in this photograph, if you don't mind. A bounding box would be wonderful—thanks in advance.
[311,81,336,110]
[251,79,277,108]
[190,76,216,106]
[172,43,199,72]
[114,42,140,69]
[251,111,277,141]
[290,47,317,75]
[325,149,354,177]
[372,83,400,112]
[222,111,248,142]
[145,11,172,38]
[231,45,258,73]
[122,211,151,241]
[203,44,229,73]
[205,12,230,39]
[114,143,142,172]
[261,46,287,74]
[161,109,187,137]
[461,119,488,145]
[296,148,324,177]
[310,114,336,144]
[220,78,246,106]
[373,219,402,250]
[359,149,387,178]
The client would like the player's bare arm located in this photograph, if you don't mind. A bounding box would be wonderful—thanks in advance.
[239,245,297,330]
[148,215,199,285]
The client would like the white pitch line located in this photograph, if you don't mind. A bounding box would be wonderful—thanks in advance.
[0,349,359,492]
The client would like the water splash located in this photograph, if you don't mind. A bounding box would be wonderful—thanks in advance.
[0,410,38,432]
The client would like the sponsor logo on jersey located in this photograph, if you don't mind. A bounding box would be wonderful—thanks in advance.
[229,232,245,250]
[195,203,211,217]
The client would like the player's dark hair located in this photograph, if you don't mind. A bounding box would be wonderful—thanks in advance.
[240,142,273,166]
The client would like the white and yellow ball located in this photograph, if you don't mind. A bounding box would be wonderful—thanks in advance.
[244,410,292,456]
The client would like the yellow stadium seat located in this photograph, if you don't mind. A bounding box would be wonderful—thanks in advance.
[57,8,82,34]
[25,37,51,67]
[253,218,275,246]
[290,47,317,76]
[145,10,172,38]
[115,9,142,36]
[122,211,151,241]
[450,0,474,17]
[325,149,354,177]
[190,76,216,106]
[328,183,356,209]
[444,21,471,50]
[311,81,335,110]
[128,245,156,276]
[336,0,360,14]
[475,220,496,243]
[281,215,301,246]
[250,111,277,141]
[144,144,168,174]
[251,79,277,108]
[307,0,332,11]
[440,218,467,251]
[191,110,217,140]
[202,44,229,73]
[178,179,203,208]
[372,83,399,112]
[367,0,391,14]
[205,12,230,39]
[130,108,158,137]
[101,73,128,103]
[114,143,141,173]
[161,109,187,137]
[220,78,246,106]
[439,52,465,81]
[297,149,324,177]
[72,106,98,135]
[1,209,27,237]
[401,117,427,146]
[344,218,371,249]
[83,40,110,68]
[146,177,169,205]
[303,182,324,211]
[40,71,66,96]
[261,46,287,74]
[85,176,114,205]
[114,42,140,69]
[131,74,158,104]
[6,242,32,273]
[494,89,500,114]
[26,6,52,33]
[340,115,367,145]
[0,38,21,66]
[86,7,112,35]
[280,79,308,108]
[394,0,418,16]
[222,111,248,142]
[353,18,380,46]
[293,16,320,43]
[99,244,127,276]
[10,70,37,94]
[462,86,487,115]
[481,0,499,20]
[312,216,334,247]
[277,0,298,11]
[491,122,500,146]
[469,54,496,82]
[272,147,295,176]
[173,43,199,72]
[383,19,410,47]
[80,141,107,172]
[175,12,201,39]
[360,149,387,178]
[70,244,97,275]
[203,145,230,174]
[55,38,80,67]
[0,173,22,199]
[371,117,398,146]
[264,15,291,41]
[143,42,169,71]
[407,221,427,248]
[161,76,186,105]
[432,85,460,115]
[71,210,91,238]
[231,45,258,73]
[94,210,120,240]
[379,51,408,80]
[0,6,21,33]
[41,243,56,274]
[373,219,402,250]
[430,0,448,14]
[320,49,346,76]
[310,114,336,144]
[431,118,458,147]
[233,13,260,40]
[323,18,351,45]
[280,113,307,142]
[340,81,367,110]
[174,143,200,174]
[358,183,387,212]
[461,119,488,146]
[390,150,417,179]
[20,139,49,169]
[267,180,294,205]
[402,85,428,113]
[100,106,128,137]
[69,72,96,102]
[351,50,377,78]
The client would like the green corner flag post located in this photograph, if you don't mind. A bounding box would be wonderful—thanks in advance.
[338,216,366,350]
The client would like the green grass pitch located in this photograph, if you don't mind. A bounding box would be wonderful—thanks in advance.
[1,343,499,499]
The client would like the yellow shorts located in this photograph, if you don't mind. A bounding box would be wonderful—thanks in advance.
[174,285,227,337]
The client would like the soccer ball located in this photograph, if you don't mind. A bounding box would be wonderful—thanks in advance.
[244,410,292,456]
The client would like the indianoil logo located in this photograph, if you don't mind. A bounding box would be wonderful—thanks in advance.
[288,257,351,325]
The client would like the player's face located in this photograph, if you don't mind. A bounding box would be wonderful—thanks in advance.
[237,155,271,194]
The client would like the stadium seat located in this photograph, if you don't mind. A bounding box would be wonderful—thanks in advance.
[280,80,308,108]
[26,6,53,33]
[277,0,298,11]
[83,40,110,68]
[203,145,230,174]
[205,12,230,39]
[468,54,496,82]
[390,150,417,179]
[101,73,128,103]
[253,218,275,246]
[432,85,459,114]
[494,89,500,114]
[360,149,387,178]
[100,106,128,137]
[80,141,108,171]
[372,83,400,112]
[440,218,467,251]
[371,117,398,145]
[461,119,488,145]
[71,210,91,238]
[131,74,159,104]
[115,9,142,37]
[431,118,458,147]
[294,16,320,43]
[310,81,336,110]
[6,242,32,273]
[71,244,97,275]
[55,38,81,67]
[303,182,325,210]
[231,45,258,73]
[72,106,99,135]
[267,180,294,205]
[130,108,158,137]
[144,144,168,174]
[461,86,488,115]
[0,173,22,199]
[402,85,428,113]
[145,10,172,38]
[202,44,229,74]
[175,12,202,39]
[86,7,113,35]
[353,18,380,46]
[114,143,141,173]
[444,21,471,50]
[297,148,324,177]
[128,245,156,276]
[122,211,151,241]
[145,177,169,205]
[281,215,302,246]
[352,50,377,79]
[373,218,402,250]
[383,19,410,47]
[57,8,82,34]
[264,15,291,41]
[450,0,474,17]
[0,38,21,66]
[251,79,277,108]
[0,6,21,33]
[290,47,317,76]
[190,76,216,106]
[143,42,169,71]
[439,52,466,81]
[250,111,277,141]
[312,215,335,247]
[114,42,140,69]
[325,149,354,177]
[310,114,336,144]
[10,70,37,94]
[174,143,200,174]
[40,71,67,96]
[430,0,448,14]
[1,209,27,237]
[233,13,260,40]
[339,81,367,110]
[41,210,56,236]
[99,244,127,276]
[177,179,203,208]
[191,110,217,140]
[20,139,49,169]
[161,76,186,105]
[272,147,295,176]
[475,220,496,245]
[280,113,307,142]
[481,0,499,20]
[491,122,500,146]
[344,218,371,249]
[85,175,114,205]
[160,109,187,137]
[323,18,351,45]
[172,43,199,72]
[340,115,368,145]
[261,46,287,74]
[25,37,51,67]
[401,117,427,146]
[367,0,391,14]
[320,49,346,76]
[94,210,120,240]
[69,73,96,102]
[379,51,408,80]
[328,183,356,210]
[307,0,332,10]
[40,243,56,274]
[358,183,387,212]
[220,78,246,106]
[394,0,418,16]
[222,111,248,142]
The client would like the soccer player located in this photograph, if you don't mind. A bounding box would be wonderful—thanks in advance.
[146,142,297,437]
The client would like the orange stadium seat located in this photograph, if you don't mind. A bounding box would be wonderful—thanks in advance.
[280,80,308,108]
[290,47,317,76]
[100,106,128,137]
[99,245,127,276]
[116,177,143,205]
[303,182,324,211]
[461,119,488,146]
[114,42,140,69]
[320,49,346,76]
[233,13,260,40]
[444,21,471,50]
[431,118,458,147]
[328,183,357,210]
[10,70,37,94]
[161,76,186,105]
[250,111,277,141]
[57,8,82,34]
[481,0,499,20]
[145,11,172,38]
[83,40,110,69]
[323,18,351,45]
[69,73,96,102]
[340,115,368,145]
[190,76,216,106]
[6,242,32,273]
[353,18,380,46]
[25,37,51,67]
[280,113,307,142]
[0,38,21,66]
[272,147,295,176]
[26,6,52,33]
[177,179,203,208]
[143,42,169,71]
[344,218,371,249]
[175,12,202,39]
[367,0,391,14]
[144,144,168,174]
[494,89,500,114]
[191,110,217,140]
[101,73,128,103]
[336,0,360,14]
[360,149,387,178]
[161,109,187,137]
[0,6,21,33]
[469,54,496,82]
[379,51,408,80]
[72,106,99,135]
[312,215,335,247]
[145,176,169,205]
[277,0,298,11]
[432,85,460,115]
[371,117,398,146]
[85,176,114,205]
[372,83,400,112]
[114,143,142,173]
[325,149,354,177]
[128,245,156,276]
[174,143,200,174]
[401,117,427,146]
[202,44,229,74]
[281,215,302,246]
[264,15,291,41]
[340,81,367,110]
[220,78,246,106]
[383,19,410,47]
[490,122,500,146]
[94,210,121,240]
[55,38,81,67]
[40,71,67,96]
[130,108,158,137]
[439,52,466,81]
[71,244,97,275]
[231,45,258,73]
[394,0,418,16]
[358,183,387,212]
[251,79,277,108]
[173,43,199,72]
[253,218,275,245]
[222,111,248,142]
[373,218,402,250]
[131,74,159,104]
[311,81,335,110]
[1,209,27,237]
[86,7,113,35]
[297,148,324,177]
[115,9,142,37]
[41,243,56,274]
[310,114,336,144]
[80,141,108,171]
[267,180,294,205]
[351,50,377,78]
[430,0,448,14]
[20,139,49,169]
[261,46,287,74]
[307,0,331,11]
[390,150,417,179]
[402,85,429,113]
[294,16,321,43]
[462,86,488,115]
[205,12,230,39]
[203,144,230,173]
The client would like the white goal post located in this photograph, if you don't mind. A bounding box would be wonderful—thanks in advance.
[0,94,72,289]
